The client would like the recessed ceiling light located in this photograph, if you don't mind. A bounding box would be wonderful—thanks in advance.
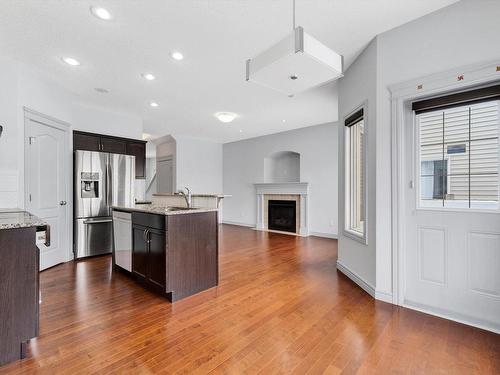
[215,112,238,123]
[62,57,80,66]
[90,6,112,20]
[142,73,156,81]
[94,87,109,93]
[150,102,159,108]
[282,119,286,123]
[239,129,243,133]
[171,51,184,61]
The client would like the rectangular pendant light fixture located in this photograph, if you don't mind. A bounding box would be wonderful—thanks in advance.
[246,26,343,96]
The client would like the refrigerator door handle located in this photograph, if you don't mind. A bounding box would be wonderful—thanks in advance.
[107,158,113,209]
[83,219,112,225]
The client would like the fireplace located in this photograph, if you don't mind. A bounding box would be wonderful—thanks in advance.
[268,200,296,233]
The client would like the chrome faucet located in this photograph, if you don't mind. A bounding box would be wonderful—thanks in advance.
[178,187,192,208]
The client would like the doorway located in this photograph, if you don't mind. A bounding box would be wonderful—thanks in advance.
[157,156,174,194]
[24,109,71,270]
[391,71,500,333]
[403,98,499,331]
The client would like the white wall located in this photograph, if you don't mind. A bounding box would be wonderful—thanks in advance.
[375,0,500,298]
[264,151,301,183]
[223,122,338,237]
[72,102,142,139]
[0,56,19,207]
[336,0,500,300]
[0,55,144,210]
[175,135,223,194]
[337,39,378,290]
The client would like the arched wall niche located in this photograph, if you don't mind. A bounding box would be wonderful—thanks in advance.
[263,151,300,183]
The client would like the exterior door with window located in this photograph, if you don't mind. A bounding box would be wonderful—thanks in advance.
[404,97,500,331]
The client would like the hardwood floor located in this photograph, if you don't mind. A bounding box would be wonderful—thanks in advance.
[0,224,498,374]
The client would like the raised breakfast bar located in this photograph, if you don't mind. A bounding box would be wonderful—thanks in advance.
[111,205,219,302]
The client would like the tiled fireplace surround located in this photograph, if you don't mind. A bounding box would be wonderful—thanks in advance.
[254,182,309,236]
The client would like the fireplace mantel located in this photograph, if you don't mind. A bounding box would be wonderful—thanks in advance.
[254,182,309,236]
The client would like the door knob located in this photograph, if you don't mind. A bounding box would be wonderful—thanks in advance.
[59,201,67,206]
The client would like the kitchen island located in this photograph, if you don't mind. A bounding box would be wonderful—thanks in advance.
[111,205,218,302]
[0,209,49,366]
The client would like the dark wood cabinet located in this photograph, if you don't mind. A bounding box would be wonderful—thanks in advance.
[147,229,166,289]
[132,225,149,281]
[101,136,127,154]
[73,132,101,152]
[125,211,218,302]
[73,131,147,179]
[0,227,40,366]
[132,214,167,293]
[127,142,146,179]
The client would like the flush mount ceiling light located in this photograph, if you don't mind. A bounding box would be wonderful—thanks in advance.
[62,57,80,66]
[171,51,184,61]
[90,6,112,20]
[142,73,156,81]
[150,101,159,108]
[246,0,343,96]
[215,112,238,123]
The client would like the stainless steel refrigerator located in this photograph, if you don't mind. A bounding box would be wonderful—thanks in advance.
[74,150,135,259]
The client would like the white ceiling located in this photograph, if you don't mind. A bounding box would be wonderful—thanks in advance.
[0,0,458,143]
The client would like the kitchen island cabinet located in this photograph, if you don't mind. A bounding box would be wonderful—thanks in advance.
[112,206,218,302]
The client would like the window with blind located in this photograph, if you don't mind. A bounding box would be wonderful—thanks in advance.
[416,99,499,210]
[344,108,366,239]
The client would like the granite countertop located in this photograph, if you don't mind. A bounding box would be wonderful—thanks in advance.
[0,209,47,230]
[153,193,232,198]
[112,204,218,216]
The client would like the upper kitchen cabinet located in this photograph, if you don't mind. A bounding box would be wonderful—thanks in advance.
[73,132,101,152]
[127,142,146,179]
[100,136,127,154]
[73,131,147,179]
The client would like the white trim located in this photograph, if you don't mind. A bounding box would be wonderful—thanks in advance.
[403,300,500,334]
[389,60,500,310]
[254,182,309,195]
[221,220,254,228]
[342,101,368,245]
[375,290,393,303]
[336,260,375,298]
[310,231,338,239]
[254,182,310,236]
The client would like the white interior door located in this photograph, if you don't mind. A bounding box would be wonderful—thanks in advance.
[25,111,69,270]
[403,100,500,332]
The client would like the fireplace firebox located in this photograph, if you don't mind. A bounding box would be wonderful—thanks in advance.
[268,200,296,233]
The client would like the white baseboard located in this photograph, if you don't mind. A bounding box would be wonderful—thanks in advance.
[221,220,255,228]
[336,260,375,298]
[375,290,393,303]
[310,231,338,239]
[403,300,500,334]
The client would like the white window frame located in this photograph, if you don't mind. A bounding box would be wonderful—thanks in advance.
[343,103,368,244]
[415,101,500,213]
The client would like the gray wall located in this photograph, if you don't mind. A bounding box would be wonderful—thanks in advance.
[338,38,378,289]
[223,123,338,237]
[337,0,500,299]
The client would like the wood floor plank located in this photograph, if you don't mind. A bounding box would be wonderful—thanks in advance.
[0,224,498,375]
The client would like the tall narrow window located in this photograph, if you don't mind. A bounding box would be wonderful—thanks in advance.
[345,108,366,239]
[415,94,499,210]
